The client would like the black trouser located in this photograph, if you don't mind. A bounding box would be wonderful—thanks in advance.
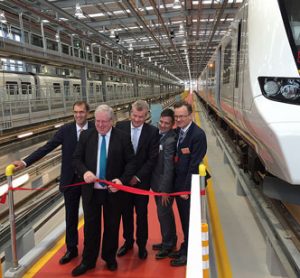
[121,193,149,249]
[175,196,191,256]
[154,196,177,250]
[63,186,81,252]
[81,189,107,267]
[102,191,123,263]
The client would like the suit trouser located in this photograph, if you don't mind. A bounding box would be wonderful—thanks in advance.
[175,196,191,256]
[82,189,107,267]
[63,186,81,252]
[154,196,177,250]
[102,191,123,263]
[121,192,149,248]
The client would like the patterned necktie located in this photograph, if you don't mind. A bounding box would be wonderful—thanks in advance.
[178,129,185,145]
[99,135,106,186]
[132,127,139,154]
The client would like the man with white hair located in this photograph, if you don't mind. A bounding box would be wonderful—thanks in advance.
[72,104,136,276]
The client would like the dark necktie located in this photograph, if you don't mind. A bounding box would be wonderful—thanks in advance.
[99,135,106,186]
[178,129,185,145]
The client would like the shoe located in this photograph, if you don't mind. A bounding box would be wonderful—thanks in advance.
[168,250,181,259]
[117,244,133,257]
[152,243,163,250]
[106,261,118,271]
[155,249,172,260]
[138,248,148,260]
[71,263,95,276]
[170,255,187,267]
[59,250,78,265]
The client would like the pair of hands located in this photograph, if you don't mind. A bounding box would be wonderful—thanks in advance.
[83,171,121,193]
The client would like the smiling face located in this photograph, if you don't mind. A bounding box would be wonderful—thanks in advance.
[95,111,113,135]
[73,104,88,127]
[159,116,173,133]
[130,107,148,128]
[174,106,192,129]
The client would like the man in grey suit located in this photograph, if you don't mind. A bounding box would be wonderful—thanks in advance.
[151,108,177,259]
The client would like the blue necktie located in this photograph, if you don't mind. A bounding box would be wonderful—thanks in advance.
[132,128,139,154]
[99,135,106,186]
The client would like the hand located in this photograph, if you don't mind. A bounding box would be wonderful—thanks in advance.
[180,194,189,200]
[129,176,139,186]
[161,195,170,206]
[12,161,26,172]
[109,178,122,193]
[83,171,97,183]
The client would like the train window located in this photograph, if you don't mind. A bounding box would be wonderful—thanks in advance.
[62,44,69,55]
[21,82,32,95]
[95,55,100,63]
[31,34,43,48]
[6,82,18,95]
[223,41,232,84]
[47,39,58,51]
[73,84,81,94]
[235,21,242,88]
[53,83,61,94]
[96,84,100,93]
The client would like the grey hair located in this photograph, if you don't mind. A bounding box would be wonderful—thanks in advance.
[131,100,149,112]
[94,104,114,120]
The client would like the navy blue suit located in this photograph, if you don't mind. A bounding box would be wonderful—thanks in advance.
[23,121,93,252]
[116,120,159,249]
[174,121,207,255]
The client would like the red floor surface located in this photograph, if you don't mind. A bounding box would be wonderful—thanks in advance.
[33,197,186,277]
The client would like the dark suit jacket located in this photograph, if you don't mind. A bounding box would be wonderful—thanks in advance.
[151,129,177,193]
[24,121,94,192]
[174,121,207,191]
[72,127,136,202]
[115,120,159,190]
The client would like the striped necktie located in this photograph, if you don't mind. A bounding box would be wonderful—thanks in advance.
[99,135,106,186]
[178,129,185,145]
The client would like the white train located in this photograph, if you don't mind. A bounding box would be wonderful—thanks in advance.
[198,0,300,195]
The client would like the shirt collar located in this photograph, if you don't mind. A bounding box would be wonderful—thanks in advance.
[131,122,143,131]
[181,121,192,133]
[76,122,88,133]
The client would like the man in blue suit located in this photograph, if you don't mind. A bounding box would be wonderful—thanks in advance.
[169,100,207,267]
[12,101,92,265]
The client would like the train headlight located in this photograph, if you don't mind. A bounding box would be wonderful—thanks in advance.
[258,77,300,105]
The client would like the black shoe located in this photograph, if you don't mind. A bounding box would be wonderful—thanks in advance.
[106,261,118,271]
[155,249,172,260]
[152,243,163,250]
[117,244,133,257]
[59,250,78,265]
[71,263,95,276]
[168,250,181,259]
[138,248,148,260]
[170,255,187,267]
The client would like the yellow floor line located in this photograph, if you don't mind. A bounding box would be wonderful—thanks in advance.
[23,217,84,277]
[194,99,232,278]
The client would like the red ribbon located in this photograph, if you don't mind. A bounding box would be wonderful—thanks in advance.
[1,179,206,205]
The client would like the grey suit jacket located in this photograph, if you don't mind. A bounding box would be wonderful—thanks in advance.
[150,129,177,193]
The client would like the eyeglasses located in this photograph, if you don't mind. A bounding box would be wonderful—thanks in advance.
[174,114,190,120]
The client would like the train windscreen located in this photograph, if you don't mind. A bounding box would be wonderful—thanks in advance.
[279,0,300,70]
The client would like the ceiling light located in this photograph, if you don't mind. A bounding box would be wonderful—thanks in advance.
[110,29,115,38]
[129,43,133,51]
[173,0,181,9]
[17,132,33,139]
[75,3,83,18]
[141,51,144,57]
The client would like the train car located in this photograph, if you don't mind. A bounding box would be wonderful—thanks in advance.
[198,0,300,197]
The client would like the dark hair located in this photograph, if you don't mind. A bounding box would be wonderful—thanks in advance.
[173,101,192,114]
[160,108,174,122]
[73,101,90,112]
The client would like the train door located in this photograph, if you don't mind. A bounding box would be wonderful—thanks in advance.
[64,80,70,101]
[215,47,222,110]
[89,82,94,103]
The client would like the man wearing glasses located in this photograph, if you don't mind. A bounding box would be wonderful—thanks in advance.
[169,100,207,267]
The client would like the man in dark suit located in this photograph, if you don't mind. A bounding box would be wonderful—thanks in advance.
[116,100,159,260]
[151,108,177,259]
[169,100,207,267]
[12,101,92,265]
[71,104,136,277]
